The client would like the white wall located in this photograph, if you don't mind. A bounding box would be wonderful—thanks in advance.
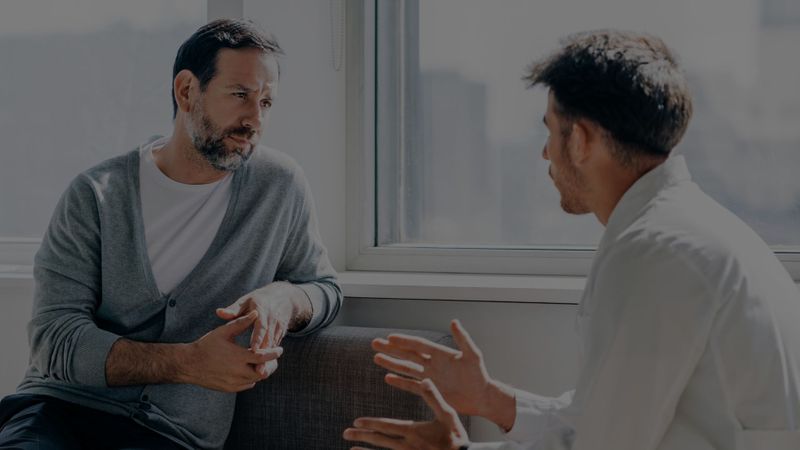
[245,0,348,270]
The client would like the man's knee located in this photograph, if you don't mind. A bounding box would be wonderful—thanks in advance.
[0,394,80,450]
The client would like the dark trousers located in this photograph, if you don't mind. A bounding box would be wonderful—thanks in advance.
[0,394,185,450]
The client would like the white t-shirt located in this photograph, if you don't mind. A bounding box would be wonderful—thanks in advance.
[139,137,233,294]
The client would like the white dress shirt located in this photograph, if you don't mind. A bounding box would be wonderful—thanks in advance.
[471,156,800,450]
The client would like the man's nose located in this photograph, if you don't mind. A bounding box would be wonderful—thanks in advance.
[241,101,263,134]
[542,143,550,160]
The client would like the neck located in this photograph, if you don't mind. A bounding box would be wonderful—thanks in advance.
[592,162,660,226]
[154,125,228,185]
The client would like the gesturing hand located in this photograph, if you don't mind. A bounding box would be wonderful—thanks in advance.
[187,310,283,392]
[343,379,470,450]
[217,281,301,376]
[372,319,494,418]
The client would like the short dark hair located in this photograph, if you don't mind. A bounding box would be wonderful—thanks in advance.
[171,18,284,118]
[525,30,693,163]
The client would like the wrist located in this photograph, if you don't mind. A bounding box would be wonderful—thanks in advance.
[173,342,196,384]
[483,379,517,432]
[286,284,313,331]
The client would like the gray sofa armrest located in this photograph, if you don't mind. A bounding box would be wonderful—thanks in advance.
[224,325,469,449]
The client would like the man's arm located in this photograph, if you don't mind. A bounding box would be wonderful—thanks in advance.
[273,168,342,336]
[105,311,282,392]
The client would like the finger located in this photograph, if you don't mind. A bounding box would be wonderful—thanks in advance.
[451,319,481,358]
[255,359,279,378]
[271,321,285,349]
[217,295,251,319]
[384,373,424,395]
[352,418,414,437]
[418,379,458,424]
[342,428,405,450]
[221,310,258,338]
[246,346,283,364]
[372,339,429,366]
[374,353,424,379]
[250,316,268,350]
[387,334,457,357]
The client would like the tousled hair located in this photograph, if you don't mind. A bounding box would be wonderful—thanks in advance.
[526,30,693,165]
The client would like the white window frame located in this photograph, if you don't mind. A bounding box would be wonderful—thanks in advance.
[344,0,800,280]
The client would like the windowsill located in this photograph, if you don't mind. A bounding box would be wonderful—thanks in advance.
[338,271,584,304]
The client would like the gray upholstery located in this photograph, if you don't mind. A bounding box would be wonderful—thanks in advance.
[224,325,468,450]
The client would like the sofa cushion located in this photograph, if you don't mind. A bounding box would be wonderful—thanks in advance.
[224,325,467,450]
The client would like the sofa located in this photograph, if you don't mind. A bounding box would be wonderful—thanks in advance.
[224,325,468,450]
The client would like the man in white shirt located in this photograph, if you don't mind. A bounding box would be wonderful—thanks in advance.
[343,30,800,450]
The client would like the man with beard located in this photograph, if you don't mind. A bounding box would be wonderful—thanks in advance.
[344,30,800,450]
[0,19,341,449]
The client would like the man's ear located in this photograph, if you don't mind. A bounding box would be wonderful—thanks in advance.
[568,120,592,166]
[173,69,197,114]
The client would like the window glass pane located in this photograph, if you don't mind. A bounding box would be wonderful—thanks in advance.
[0,1,205,237]
[378,0,800,249]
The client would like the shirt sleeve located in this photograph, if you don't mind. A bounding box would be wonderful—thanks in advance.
[28,175,121,387]
[276,168,342,336]
[503,389,575,444]
[562,242,717,450]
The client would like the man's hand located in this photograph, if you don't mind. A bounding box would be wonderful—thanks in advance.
[344,378,470,450]
[107,310,282,392]
[372,319,516,430]
[182,310,283,392]
[216,281,311,376]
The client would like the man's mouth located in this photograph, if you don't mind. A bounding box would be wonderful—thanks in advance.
[227,135,251,147]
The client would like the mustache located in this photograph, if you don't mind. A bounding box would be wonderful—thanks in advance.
[225,127,255,141]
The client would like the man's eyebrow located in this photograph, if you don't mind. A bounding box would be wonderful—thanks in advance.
[226,83,253,91]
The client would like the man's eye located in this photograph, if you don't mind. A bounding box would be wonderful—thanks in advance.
[260,99,272,108]
[234,92,247,99]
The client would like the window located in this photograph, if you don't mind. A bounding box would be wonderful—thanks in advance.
[347,0,800,276]
[0,0,207,269]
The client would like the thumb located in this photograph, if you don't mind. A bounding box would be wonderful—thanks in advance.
[451,319,481,358]
[222,310,258,338]
[217,296,249,319]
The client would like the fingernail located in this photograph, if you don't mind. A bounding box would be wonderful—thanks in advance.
[353,419,364,427]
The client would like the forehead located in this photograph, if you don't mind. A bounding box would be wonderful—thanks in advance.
[211,48,279,87]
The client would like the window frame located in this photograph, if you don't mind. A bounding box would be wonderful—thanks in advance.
[344,0,800,279]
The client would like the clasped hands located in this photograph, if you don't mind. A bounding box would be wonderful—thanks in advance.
[344,320,516,450]
[184,282,300,393]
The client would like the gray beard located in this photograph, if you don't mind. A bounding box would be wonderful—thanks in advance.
[190,116,253,172]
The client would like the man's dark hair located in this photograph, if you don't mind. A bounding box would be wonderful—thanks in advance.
[525,30,693,165]
[171,18,284,118]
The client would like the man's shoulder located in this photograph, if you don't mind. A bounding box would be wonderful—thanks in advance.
[62,149,137,201]
[247,145,303,175]
[243,145,308,191]
[611,185,787,295]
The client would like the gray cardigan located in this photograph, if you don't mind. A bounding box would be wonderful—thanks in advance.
[17,140,342,449]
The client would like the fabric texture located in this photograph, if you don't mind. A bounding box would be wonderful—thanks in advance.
[474,156,800,450]
[16,136,342,449]
[224,326,470,450]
